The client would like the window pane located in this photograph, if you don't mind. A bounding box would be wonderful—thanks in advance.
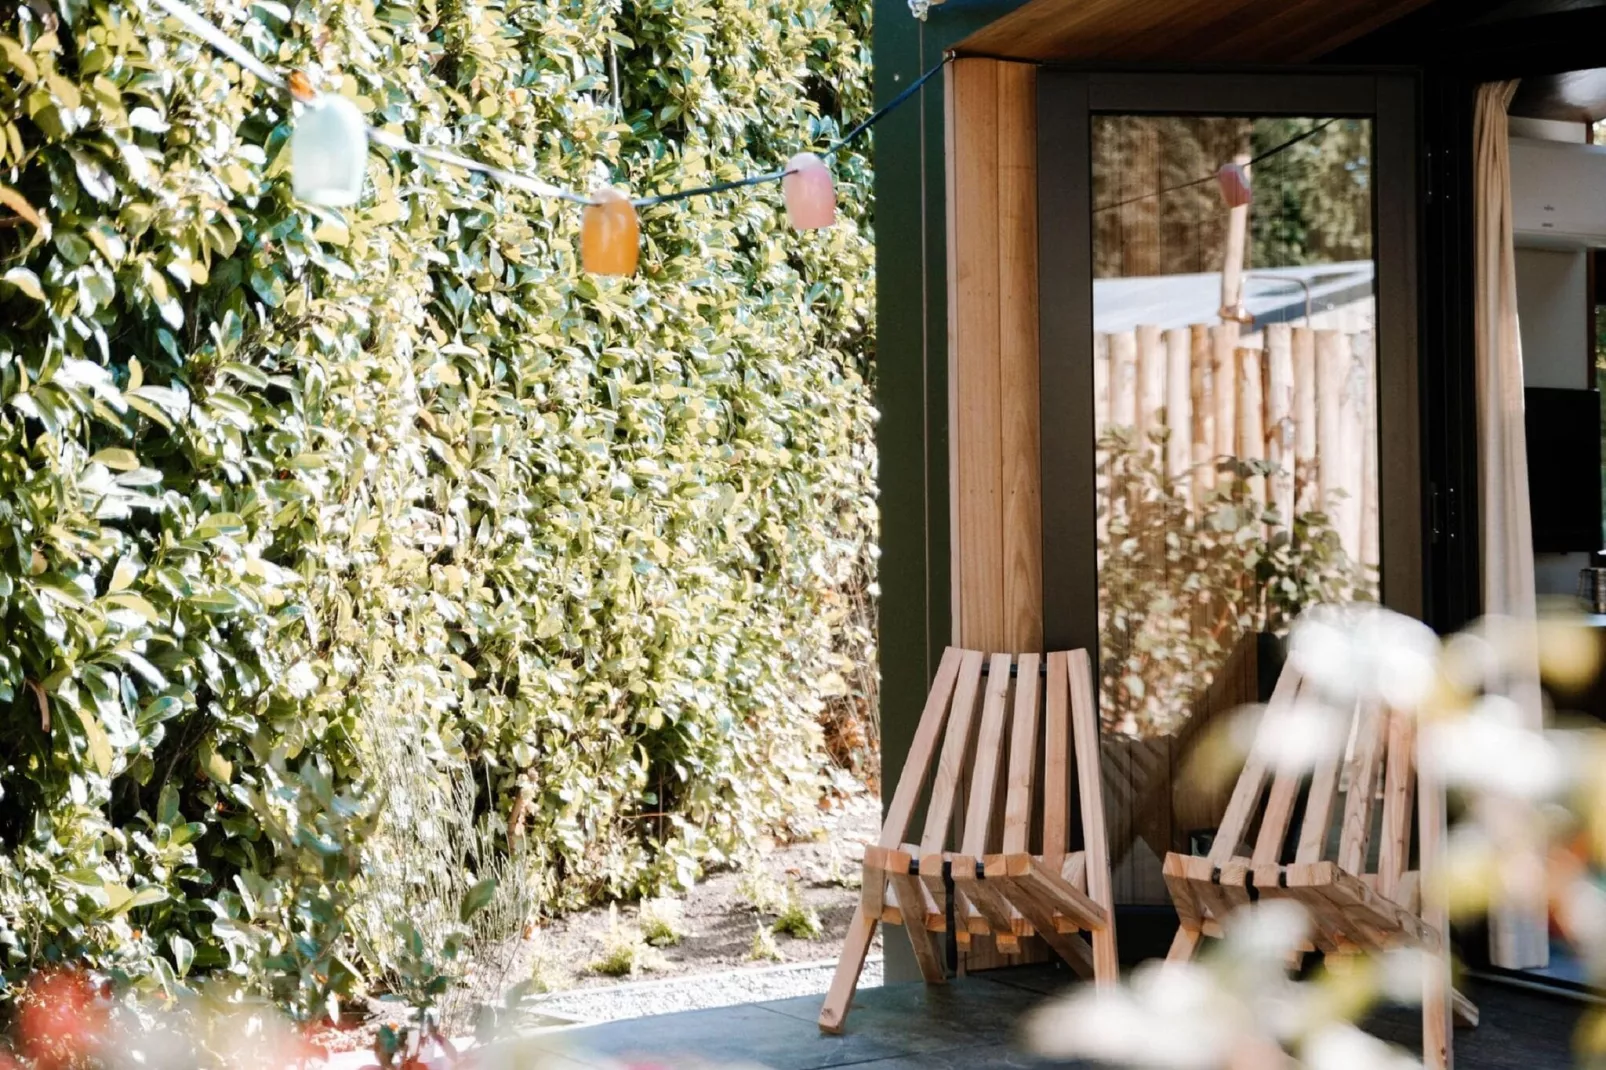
[1091,114,1380,901]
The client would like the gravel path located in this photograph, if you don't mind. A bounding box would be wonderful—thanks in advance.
[522,956,885,1026]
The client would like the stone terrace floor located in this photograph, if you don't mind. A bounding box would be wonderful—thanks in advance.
[511,964,1587,1069]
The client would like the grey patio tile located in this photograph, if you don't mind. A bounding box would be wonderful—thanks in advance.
[975,964,1082,997]
[759,978,1050,1052]
[821,1043,1083,1070]
[528,1002,920,1070]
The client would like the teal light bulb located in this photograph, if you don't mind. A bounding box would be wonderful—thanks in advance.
[291,94,368,207]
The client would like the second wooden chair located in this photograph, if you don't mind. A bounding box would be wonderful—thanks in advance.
[1162,661,1474,1070]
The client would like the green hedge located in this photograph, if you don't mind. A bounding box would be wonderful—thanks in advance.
[0,0,875,1007]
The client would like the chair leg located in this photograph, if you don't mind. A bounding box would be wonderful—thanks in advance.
[1091,924,1119,986]
[1167,924,1203,964]
[819,904,877,1034]
[1423,944,1453,1070]
[1452,988,1479,1029]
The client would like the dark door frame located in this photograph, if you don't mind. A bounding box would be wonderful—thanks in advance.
[1035,69,1425,654]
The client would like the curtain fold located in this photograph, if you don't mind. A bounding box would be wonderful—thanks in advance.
[1473,79,1549,971]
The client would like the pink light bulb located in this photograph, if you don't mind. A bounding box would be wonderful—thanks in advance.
[783,153,836,230]
[1216,162,1252,209]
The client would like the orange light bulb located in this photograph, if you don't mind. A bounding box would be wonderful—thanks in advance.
[581,187,640,276]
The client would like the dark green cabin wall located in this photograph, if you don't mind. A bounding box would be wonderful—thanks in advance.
[873,0,1031,984]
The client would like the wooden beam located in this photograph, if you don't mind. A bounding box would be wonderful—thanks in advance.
[957,0,1437,65]
[997,61,1044,653]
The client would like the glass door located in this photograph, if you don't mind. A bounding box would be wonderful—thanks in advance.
[1037,74,1422,906]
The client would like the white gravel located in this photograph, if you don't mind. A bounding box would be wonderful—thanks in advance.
[520,956,885,1027]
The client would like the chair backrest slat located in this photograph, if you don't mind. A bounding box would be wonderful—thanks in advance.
[878,648,966,850]
[1337,698,1390,876]
[1294,705,1345,864]
[1003,653,1042,855]
[961,654,1015,857]
[1068,648,1121,979]
[1376,708,1417,900]
[1252,680,1309,866]
[1042,652,1072,864]
[1208,664,1302,864]
[918,650,986,857]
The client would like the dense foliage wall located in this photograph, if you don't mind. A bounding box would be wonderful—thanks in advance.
[0,0,875,1008]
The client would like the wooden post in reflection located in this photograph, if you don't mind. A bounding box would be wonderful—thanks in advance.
[1337,332,1365,564]
[1265,324,1296,529]
[1357,330,1380,573]
[1095,332,1111,545]
[1220,153,1252,321]
[1190,324,1215,500]
[1211,322,1239,470]
[1293,327,1318,514]
[1137,324,1166,461]
[1165,327,1193,505]
[1111,329,1139,524]
[1111,330,1138,430]
[1315,330,1356,562]
[1137,325,1167,591]
[1237,345,1266,515]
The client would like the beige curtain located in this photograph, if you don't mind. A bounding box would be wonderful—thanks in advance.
[1473,79,1549,971]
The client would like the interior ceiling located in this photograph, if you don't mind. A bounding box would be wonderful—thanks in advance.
[1510,69,1606,123]
[956,0,1442,63]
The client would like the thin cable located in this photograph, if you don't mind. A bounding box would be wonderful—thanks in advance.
[631,57,948,209]
[367,129,590,204]
[145,0,944,211]
[148,0,285,88]
[1093,117,1339,214]
[631,168,788,209]
[823,58,946,158]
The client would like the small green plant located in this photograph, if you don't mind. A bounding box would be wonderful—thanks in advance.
[771,884,823,940]
[638,898,687,948]
[737,868,787,916]
[589,907,657,978]
[749,925,784,963]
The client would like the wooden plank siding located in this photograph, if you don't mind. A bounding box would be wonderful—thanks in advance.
[948,57,1044,655]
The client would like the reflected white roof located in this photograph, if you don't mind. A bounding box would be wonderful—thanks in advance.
[1092,260,1375,334]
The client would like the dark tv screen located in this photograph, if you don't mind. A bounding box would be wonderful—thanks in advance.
[1526,387,1603,554]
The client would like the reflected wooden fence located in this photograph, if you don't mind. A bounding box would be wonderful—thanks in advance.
[1093,321,1379,569]
[1093,320,1379,904]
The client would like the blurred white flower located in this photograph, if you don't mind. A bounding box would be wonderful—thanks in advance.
[1253,700,1352,776]
[1289,606,1439,710]
[1025,960,1240,1070]
[1028,902,1328,1069]
[1376,949,1429,1006]
[1223,899,1310,965]
[1421,696,1566,799]
[1304,1024,1421,1070]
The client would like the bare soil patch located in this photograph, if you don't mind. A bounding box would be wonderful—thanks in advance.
[525,789,881,995]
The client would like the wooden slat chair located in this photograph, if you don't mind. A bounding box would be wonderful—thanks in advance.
[819,648,1119,1034]
[1162,662,1474,1070]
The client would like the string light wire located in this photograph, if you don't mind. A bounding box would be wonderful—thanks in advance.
[1093,117,1340,214]
[148,0,944,210]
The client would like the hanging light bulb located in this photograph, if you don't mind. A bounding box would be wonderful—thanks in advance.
[581,187,640,276]
[782,153,836,230]
[291,94,368,207]
[1216,161,1252,209]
